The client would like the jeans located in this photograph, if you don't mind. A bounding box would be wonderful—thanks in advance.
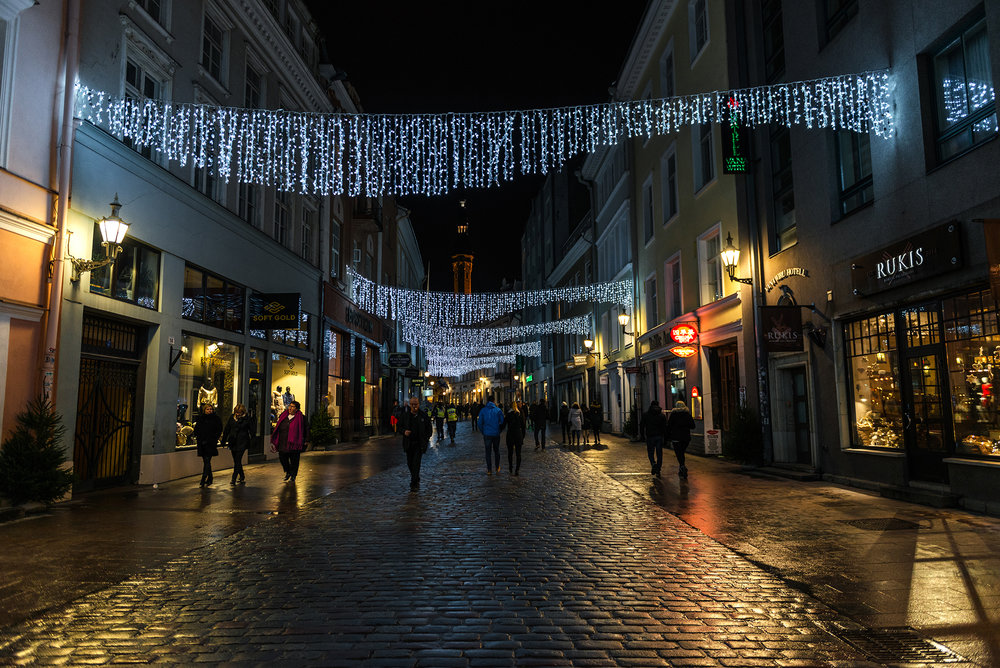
[230,448,245,481]
[534,422,546,447]
[507,439,522,473]
[279,451,301,478]
[646,435,664,472]
[483,435,501,471]
[200,456,214,484]
[673,440,689,466]
[405,445,423,486]
[447,421,457,441]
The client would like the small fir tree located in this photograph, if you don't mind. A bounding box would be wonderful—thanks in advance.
[309,406,338,450]
[0,396,74,505]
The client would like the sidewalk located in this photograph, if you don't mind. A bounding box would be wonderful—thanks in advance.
[566,429,1000,667]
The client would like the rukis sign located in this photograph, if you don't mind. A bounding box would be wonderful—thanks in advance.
[762,306,803,353]
[850,222,962,297]
[250,293,300,329]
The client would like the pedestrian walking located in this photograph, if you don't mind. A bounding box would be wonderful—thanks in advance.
[432,401,446,441]
[504,403,526,475]
[532,399,548,449]
[471,401,482,432]
[399,396,431,490]
[221,403,254,484]
[568,402,583,448]
[192,403,223,487]
[581,406,590,447]
[559,401,570,444]
[477,394,505,474]
[270,400,306,482]
[589,402,603,446]
[390,399,403,433]
[643,400,668,477]
[446,402,458,444]
[667,400,697,478]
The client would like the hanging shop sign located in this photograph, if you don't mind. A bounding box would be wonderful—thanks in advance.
[669,324,699,345]
[670,345,698,358]
[251,293,300,329]
[388,353,411,368]
[403,367,421,378]
[410,377,424,387]
[723,98,749,174]
[762,306,803,353]
[525,374,533,383]
[573,354,588,366]
[345,305,374,333]
[850,222,962,297]
[765,268,810,293]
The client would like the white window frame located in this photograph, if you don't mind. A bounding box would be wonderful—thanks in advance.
[692,123,716,192]
[0,11,21,168]
[688,0,710,64]
[119,24,174,166]
[201,4,231,87]
[697,224,724,305]
[664,253,683,320]
[661,144,679,224]
[131,0,172,34]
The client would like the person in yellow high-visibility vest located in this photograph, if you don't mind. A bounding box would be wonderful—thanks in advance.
[446,403,459,444]
[433,402,447,441]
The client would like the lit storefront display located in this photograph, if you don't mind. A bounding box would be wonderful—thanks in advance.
[177,334,240,446]
[844,288,1000,461]
[272,353,309,426]
[326,329,348,429]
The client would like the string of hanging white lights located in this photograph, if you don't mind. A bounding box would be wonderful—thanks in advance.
[74,70,892,197]
[400,317,591,349]
[348,268,630,327]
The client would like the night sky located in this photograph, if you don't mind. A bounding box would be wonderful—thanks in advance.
[306,2,646,291]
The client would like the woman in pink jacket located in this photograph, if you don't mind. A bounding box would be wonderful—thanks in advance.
[271,401,306,482]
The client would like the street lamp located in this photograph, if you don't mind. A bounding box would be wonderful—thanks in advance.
[721,232,752,285]
[583,338,593,350]
[618,311,634,336]
[67,194,131,282]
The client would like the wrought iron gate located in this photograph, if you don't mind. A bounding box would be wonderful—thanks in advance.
[74,316,143,490]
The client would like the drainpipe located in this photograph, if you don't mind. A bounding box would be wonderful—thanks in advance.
[41,0,82,401]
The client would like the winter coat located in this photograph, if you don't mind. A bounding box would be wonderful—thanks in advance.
[477,401,505,436]
[588,406,603,432]
[667,407,696,443]
[222,414,255,453]
[192,413,223,457]
[642,406,667,438]
[559,404,570,426]
[532,403,548,426]
[399,407,432,452]
[568,407,583,430]
[504,409,525,446]
[271,410,306,452]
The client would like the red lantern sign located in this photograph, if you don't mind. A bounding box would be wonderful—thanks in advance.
[670,324,698,345]
[691,386,700,398]
[670,345,698,358]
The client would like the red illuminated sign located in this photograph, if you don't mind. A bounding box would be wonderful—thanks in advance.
[691,386,700,398]
[670,324,698,345]
[670,345,698,358]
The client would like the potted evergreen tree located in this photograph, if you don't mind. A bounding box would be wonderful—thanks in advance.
[0,397,74,506]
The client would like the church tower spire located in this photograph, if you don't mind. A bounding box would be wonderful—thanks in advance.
[451,200,474,295]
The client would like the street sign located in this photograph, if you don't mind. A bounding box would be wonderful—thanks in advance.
[388,353,411,368]
[410,378,424,386]
[625,366,642,374]
[704,429,722,454]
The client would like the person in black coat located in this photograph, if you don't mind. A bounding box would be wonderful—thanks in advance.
[504,404,526,475]
[222,403,255,484]
[399,396,432,490]
[589,402,603,446]
[642,400,668,477]
[559,402,570,444]
[532,400,548,450]
[192,403,223,487]
[667,400,697,478]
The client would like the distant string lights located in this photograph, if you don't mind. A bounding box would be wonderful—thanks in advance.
[75,70,892,198]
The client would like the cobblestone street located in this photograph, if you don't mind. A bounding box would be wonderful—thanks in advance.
[0,429,884,666]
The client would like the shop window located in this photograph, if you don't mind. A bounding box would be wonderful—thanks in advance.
[325,329,347,430]
[835,129,873,217]
[944,289,1000,457]
[902,304,941,347]
[90,228,160,309]
[363,343,379,428]
[182,264,244,332]
[271,353,308,428]
[929,15,997,163]
[176,334,240,446]
[667,358,687,408]
[844,312,902,449]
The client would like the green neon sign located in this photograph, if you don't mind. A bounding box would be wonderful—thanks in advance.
[525,374,533,382]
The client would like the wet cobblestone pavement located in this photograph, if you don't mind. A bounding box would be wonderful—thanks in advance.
[0,433,882,666]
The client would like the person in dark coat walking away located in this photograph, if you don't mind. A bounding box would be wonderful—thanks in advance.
[667,400,697,478]
[559,401,570,444]
[471,401,482,432]
[504,403,526,475]
[192,403,223,487]
[477,395,505,474]
[270,401,306,482]
[589,402,603,446]
[399,396,431,489]
[222,403,255,484]
[532,400,548,449]
[642,400,668,477]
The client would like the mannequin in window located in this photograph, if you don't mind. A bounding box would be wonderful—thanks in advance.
[198,379,218,408]
[282,386,295,408]
[271,385,283,421]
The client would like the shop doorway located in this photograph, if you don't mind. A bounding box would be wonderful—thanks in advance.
[788,367,811,464]
[247,348,266,461]
[74,315,144,491]
[903,349,950,482]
